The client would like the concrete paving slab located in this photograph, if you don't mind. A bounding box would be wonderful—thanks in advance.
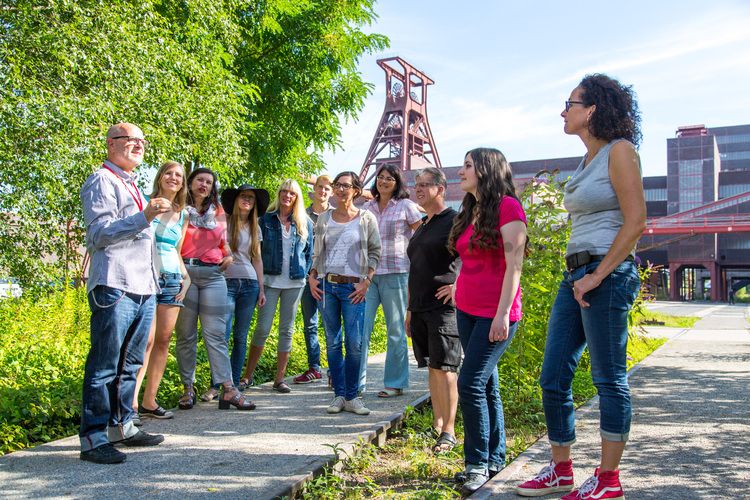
[0,352,429,499]
[473,304,750,499]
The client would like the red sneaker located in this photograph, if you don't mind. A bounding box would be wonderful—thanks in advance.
[293,368,322,384]
[561,468,624,500]
[516,460,574,497]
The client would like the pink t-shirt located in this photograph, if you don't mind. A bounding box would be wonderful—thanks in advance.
[181,206,229,264]
[455,196,527,320]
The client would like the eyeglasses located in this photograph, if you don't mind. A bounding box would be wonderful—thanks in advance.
[238,194,255,201]
[564,100,585,112]
[333,182,353,190]
[112,135,149,147]
[376,175,396,183]
[415,182,438,189]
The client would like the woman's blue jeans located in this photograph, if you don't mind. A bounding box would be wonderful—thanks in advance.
[300,282,322,372]
[360,272,410,391]
[456,309,517,474]
[541,259,640,446]
[224,278,260,386]
[319,280,365,400]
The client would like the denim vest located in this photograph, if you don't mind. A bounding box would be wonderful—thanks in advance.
[260,211,314,279]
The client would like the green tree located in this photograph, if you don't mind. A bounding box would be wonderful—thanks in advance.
[0,0,387,290]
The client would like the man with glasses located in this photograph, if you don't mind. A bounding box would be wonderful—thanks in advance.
[406,167,462,454]
[79,122,171,463]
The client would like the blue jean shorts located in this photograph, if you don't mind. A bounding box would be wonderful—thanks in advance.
[157,272,184,307]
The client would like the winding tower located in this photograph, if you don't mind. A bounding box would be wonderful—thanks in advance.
[359,57,442,185]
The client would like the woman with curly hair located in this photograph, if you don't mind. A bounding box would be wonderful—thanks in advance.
[516,74,645,500]
[449,148,527,495]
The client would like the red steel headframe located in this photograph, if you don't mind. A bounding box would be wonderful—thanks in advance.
[359,57,442,185]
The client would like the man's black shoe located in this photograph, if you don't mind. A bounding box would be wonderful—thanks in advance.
[80,443,127,464]
[115,430,164,447]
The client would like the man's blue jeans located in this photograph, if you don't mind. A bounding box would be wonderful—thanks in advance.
[456,309,517,474]
[80,285,155,451]
[360,272,410,391]
[319,281,365,400]
[541,259,640,446]
[225,278,260,386]
[300,282,322,372]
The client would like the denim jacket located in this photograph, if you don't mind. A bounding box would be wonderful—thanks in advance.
[260,211,314,279]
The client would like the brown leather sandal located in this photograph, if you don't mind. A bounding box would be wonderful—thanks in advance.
[178,385,196,410]
[218,388,256,411]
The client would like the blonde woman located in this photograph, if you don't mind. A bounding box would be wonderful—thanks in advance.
[134,161,190,421]
[240,180,314,393]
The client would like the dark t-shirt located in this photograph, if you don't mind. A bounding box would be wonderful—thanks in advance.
[407,207,459,312]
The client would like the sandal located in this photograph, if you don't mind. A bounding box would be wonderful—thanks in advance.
[433,432,457,454]
[218,388,256,410]
[273,381,291,394]
[178,385,196,410]
[201,387,219,402]
[377,387,403,398]
[238,377,254,391]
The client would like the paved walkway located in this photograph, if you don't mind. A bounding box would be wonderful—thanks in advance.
[474,303,750,499]
[0,353,428,499]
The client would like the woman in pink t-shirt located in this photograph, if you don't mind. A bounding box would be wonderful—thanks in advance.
[173,167,255,411]
[448,148,527,495]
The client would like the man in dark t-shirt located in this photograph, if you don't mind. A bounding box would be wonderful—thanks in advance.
[406,167,461,454]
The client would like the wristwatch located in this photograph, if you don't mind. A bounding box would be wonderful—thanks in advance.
[361,276,371,283]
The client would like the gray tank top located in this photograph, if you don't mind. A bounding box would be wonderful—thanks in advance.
[564,139,635,257]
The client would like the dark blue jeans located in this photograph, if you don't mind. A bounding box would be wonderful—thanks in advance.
[301,282,321,372]
[224,278,260,386]
[456,309,517,474]
[319,281,365,400]
[80,285,155,451]
[541,259,640,446]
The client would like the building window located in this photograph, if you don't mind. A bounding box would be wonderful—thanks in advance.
[715,133,750,145]
[678,159,704,211]
[720,151,750,161]
[644,188,667,201]
[719,184,750,198]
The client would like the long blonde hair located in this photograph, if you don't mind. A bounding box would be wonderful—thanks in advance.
[268,179,308,241]
[150,161,187,210]
[228,190,261,260]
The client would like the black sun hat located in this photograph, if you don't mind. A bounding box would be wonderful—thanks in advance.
[220,184,270,217]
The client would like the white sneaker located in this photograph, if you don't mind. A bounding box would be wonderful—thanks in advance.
[327,396,345,414]
[344,397,370,415]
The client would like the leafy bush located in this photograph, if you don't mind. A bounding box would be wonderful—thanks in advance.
[0,286,388,455]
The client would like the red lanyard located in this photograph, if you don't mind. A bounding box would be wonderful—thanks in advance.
[102,164,144,211]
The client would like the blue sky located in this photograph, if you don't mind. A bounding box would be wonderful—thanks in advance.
[321,0,750,178]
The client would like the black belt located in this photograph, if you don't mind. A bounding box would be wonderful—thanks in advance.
[565,251,633,272]
[183,258,218,267]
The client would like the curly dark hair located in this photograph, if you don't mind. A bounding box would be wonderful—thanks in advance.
[186,167,220,213]
[448,148,520,254]
[579,73,642,147]
[370,164,410,201]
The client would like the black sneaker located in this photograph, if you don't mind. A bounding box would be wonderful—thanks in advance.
[140,405,174,419]
[115,430,164,447]
[132,414,143,427]
[80,443,127,464]
[460,471,489,496]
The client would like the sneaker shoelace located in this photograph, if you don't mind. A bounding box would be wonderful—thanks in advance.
[576,475,599,498]
[533,462,556,482]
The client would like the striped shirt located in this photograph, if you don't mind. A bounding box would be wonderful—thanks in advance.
[363,198,421,275]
